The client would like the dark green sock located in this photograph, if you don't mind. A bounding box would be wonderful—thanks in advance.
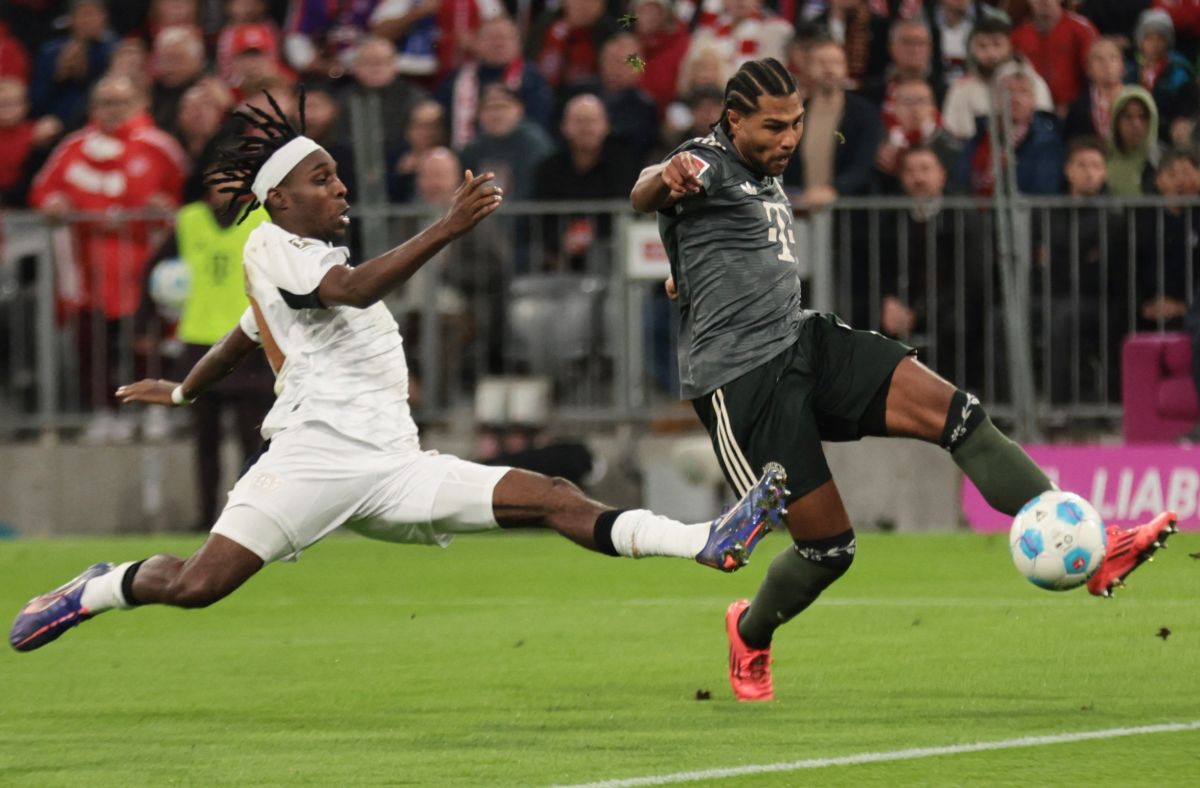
[738,544,847,649]
[952,416,1053,516]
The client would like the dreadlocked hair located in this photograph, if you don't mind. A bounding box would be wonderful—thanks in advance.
[720,58,797,136]
[205,85,308,223]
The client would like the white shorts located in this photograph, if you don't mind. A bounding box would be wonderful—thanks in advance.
[212,423,511,563]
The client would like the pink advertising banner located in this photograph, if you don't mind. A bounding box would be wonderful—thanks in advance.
[962,444,1200,532]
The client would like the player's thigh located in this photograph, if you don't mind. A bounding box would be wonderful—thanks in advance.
[804,312,916,440]
[351,452,511,544]
[883,356,957,443]
[693,347,833,504]
[217,425,376,562]
[785,478,853,541]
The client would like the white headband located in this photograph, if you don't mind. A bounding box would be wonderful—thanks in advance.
[251,136,324,203]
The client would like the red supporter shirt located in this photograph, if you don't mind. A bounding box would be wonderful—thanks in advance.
[1011,12,1098,109]
[29,112,187,318]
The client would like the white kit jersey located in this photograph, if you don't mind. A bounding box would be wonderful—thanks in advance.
[242,221,420,452]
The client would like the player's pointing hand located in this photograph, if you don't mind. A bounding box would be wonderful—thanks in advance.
[442,169,503,238]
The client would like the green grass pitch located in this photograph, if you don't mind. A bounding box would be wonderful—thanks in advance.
[2,530,1198,786]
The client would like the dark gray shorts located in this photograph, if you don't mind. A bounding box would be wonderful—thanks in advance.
[692,311,915,501]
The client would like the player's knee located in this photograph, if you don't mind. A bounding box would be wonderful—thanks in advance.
[939,389,988,452]
[793,528,856,578]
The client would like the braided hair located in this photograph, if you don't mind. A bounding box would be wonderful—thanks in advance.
[719,58,798,137]
[205,86,308,223]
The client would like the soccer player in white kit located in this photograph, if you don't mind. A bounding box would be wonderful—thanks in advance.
[11,91,789,653]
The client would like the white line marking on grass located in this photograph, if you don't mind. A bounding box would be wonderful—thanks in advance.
[554,720,1200,788]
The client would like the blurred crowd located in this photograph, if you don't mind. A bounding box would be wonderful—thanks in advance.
[8,0,1200,216]
[5,0,1200,416]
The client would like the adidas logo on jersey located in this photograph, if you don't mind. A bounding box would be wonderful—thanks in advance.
[739,182,758,195]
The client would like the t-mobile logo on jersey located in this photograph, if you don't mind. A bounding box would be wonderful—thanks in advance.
[762,202,796,262]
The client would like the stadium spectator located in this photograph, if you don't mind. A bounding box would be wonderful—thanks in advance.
[1062,36,1125,142]
[216,3,281,81]
[532,0,618,90]
[660,84,725,153]
[1033,135,1129,402]
[106,38,151,91]
[672,44,731,125]
[533,93,638,269]
[140,0,203,44]
[222,23,290,100]
[283,0,378,80]
[1136,150,1200,329]
[796,0,889,91]
[783,37,881,209]
[30,0,118,130]
[870,145,984,386]
[687,0,795,76]
[338,36,427,169]
[374,0,500,79]
[927,0,974,86]
[590,33,659,164]
[366,0,439,78]
[865,17,941,108]
[436,16,553,150]
[459,83,553,201]
[1011,0,1099,113]
[0,19,31,85]
[149,26,207,135]
[1127,9,1195,134]
[960,65,1065,196]
[630,0,691,114]
[941,15,1053,140]
[141,179,273,529]
[175,80,230,201]
[1106,85,1159,196]
[406,146,511,379]
[875,76,962,194]
[29,74,187,439]
[0,77,62,207]
[390,98,447,201]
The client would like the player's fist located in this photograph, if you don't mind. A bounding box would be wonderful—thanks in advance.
[662,151,705,197]
[664,275,678,301]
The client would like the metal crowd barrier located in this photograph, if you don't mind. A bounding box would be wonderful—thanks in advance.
[2,196,1199,439]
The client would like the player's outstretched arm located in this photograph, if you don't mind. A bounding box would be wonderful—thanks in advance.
[631,152,704,213]
[116,322,261,407]
[318,170,503,308]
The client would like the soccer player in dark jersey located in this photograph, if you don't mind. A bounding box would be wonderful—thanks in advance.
[631,57,1177,702]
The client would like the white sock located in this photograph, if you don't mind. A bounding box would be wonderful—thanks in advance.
[79,562,138,612]
[610,510,710,559]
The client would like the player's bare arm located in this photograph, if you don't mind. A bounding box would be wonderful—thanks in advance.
[631,152,704,213]
[116,321,261,406]
[317,170,502,308]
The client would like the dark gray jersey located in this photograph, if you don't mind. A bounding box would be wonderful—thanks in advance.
[658,126,805,399]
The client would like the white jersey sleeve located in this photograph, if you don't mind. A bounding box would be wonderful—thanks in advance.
[238,306,261,344]
[244,226,349,308]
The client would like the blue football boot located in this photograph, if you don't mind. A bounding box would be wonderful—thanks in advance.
[697,463,789,572]
[10,562,113,652]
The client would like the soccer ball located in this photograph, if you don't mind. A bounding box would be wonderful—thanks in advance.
[1009,491,1107,591]
[148,257,191,315]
